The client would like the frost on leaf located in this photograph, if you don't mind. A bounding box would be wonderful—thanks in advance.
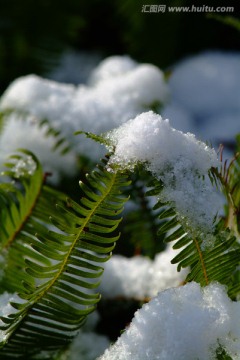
[12,155,37,178]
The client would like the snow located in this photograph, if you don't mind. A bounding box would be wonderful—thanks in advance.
[0,51,239,184]
[46,50,240,154]
[166,51,240,150]
[98,282,240,360]
[0,57,169,169]
[104,111,221,232]
[68,331,110,360]
[99,246,187,299]
[2,50,239,185]
[199,112,240,142]
[88,55,137,85]
[0,51,239,359]
[11,155,37,178]
[0,114,77,184]
[67,311,110,360]
[169,51,240,118]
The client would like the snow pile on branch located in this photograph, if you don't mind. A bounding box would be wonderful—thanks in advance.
[98,282,240,360]
[104,111,221,231]
[0,56,169,166]
[99,246,187,299]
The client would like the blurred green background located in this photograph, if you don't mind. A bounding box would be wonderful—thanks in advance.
[0,0,239,93]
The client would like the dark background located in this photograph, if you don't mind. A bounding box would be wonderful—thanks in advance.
[0,0,239,93]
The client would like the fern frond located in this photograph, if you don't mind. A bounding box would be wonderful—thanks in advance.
[75,130,112,149]
[0,109,71,154]
[0,149,43,251]
[228,268,240,299]
[119,172,165,258]
[222,135,240,235]
[209,153,240,238]
[0,151,130,359]
[147,179,240,288]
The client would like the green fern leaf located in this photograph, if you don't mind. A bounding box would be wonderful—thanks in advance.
[147,179,240,288]
[0,149,43,251]
[75,130,112,149]
[119,172,165,258]
[0,151,130,359]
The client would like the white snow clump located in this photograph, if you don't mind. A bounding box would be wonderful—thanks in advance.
[99,246,187,299]
[98,282,240,360]
[88,55,138,85]
[166,51,240,148]
[0,56,169,166]
[169,51,240,118]
[104,111,221,232]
